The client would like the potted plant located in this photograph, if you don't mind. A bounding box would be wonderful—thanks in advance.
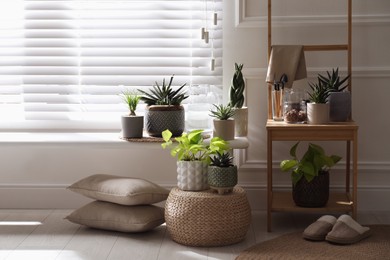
[162,129,229,191]
[307,78,330,124]
[208,151,237,195]
[120,90,143,138]
[138,75,188,137]
[319,68,351,122]
[229,63,248,136]
[280,142,341,207]
[209,104,236,140]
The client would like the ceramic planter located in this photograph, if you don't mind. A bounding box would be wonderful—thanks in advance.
[292,170,329,207]
[121,115,144,138]
[208,165,238,194]
[177,161,208,191]
[213,119,235,140]
[232,107,248,137]
[329,91,351,122]
[307,103,329,125]
[145,105,185,137]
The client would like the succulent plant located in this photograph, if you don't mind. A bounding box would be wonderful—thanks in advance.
[138,75,188,106]
[120,90,141,116]
[229,63,245,108]
[307,79,330,104]
[210,151,234,167]
[318,68,350,92]
[209,104,235,120]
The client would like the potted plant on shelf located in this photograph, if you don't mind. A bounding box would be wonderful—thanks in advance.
[138,75,188,137]
[209,104,236,140]
[307,78,330,124]
[120,90,143,138]
[319,68,351,122]
[229,63,248,136]
[280,142,341,207]
[162,129,229,191]
[208,151,237,195]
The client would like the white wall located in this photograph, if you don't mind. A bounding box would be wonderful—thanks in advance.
[1,0,389,211]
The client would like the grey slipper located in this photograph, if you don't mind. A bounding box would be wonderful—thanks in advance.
[303,215,337,241]
[325,214,371,245]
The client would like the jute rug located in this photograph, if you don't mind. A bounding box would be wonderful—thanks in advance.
[237,225,390,260]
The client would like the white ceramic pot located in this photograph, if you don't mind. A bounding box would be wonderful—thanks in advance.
[232,107,248,137]
[177,161,208,191]
[213,119,235,140]
[307,103,329,125]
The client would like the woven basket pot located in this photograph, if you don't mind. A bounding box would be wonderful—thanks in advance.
[145,105,185,137]
[208,166,238,193]
[292,170,329,207]
[165,187,251,246]
[177,161,208,191]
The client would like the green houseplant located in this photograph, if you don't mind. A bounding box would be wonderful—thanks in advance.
[229,63,248,137]
[162,129,229,191]
[138,75,188,137]
[280,142,341,207]
[209,104,236,140]
[120,91,143,138]
[208,151,237,195]
[307,79,330,125]
[319,68,351,122]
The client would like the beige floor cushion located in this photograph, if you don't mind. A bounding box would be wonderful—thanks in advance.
[67,174,169,205]
[66,201,165,233]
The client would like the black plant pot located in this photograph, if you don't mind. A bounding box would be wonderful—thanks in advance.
[292,170,329,207]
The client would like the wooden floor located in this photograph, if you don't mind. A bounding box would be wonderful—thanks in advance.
[0,210,389,260]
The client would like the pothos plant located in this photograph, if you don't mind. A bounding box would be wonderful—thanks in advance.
[161,129,229,163]
[280,142,342,186]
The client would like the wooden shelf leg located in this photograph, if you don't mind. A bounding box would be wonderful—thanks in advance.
[267,130,273,232]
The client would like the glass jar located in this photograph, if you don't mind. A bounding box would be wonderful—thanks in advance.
[283,89,307,124]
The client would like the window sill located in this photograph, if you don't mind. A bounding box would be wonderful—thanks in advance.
[0,132,249,149]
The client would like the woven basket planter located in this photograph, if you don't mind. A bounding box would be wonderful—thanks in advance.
[292,170,330,207]
[165,187,251,247]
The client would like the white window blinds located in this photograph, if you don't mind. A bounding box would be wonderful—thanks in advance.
[0,0,222,130]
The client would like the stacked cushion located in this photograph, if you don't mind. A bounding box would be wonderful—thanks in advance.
[66,174,169,233]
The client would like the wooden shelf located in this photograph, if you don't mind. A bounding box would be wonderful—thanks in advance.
[265,0,356,232]
[271,191,353,213]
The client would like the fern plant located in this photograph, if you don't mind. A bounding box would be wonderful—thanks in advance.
[138,75,188,106]
[229,63,245,108]
[210,152,234,167]
[209,104,235,120]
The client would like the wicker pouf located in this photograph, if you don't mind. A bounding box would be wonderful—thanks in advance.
[165,186,251,247]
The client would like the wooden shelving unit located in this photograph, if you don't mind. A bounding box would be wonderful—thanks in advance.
[266,0,358,232]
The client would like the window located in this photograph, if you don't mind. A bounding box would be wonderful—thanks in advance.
[0,0,222,131]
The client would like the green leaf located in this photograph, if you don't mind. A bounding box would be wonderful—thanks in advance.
[280,160,298,172]
[289,142,299,158]
[162,129,172,142]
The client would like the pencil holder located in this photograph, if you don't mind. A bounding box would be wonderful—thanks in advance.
[272,89,284,121]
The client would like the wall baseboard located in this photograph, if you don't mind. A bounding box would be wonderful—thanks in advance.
[1,184,389,211]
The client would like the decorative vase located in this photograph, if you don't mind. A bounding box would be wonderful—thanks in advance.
[232,107,248,137]
[307,103,329,125]
[213,119,235,140]
[329,91,351,122]
[145,105,185,137]
[292,170,329,207]
[121,115,144,138]
[176,161,208,191]
[208,165,238,195]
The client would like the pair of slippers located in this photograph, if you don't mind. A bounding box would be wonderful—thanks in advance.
[303,214,371,244]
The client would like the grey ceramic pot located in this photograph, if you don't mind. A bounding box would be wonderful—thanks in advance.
[145,105,185,137]
[329,91,351,122]
[121,115,144,138]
